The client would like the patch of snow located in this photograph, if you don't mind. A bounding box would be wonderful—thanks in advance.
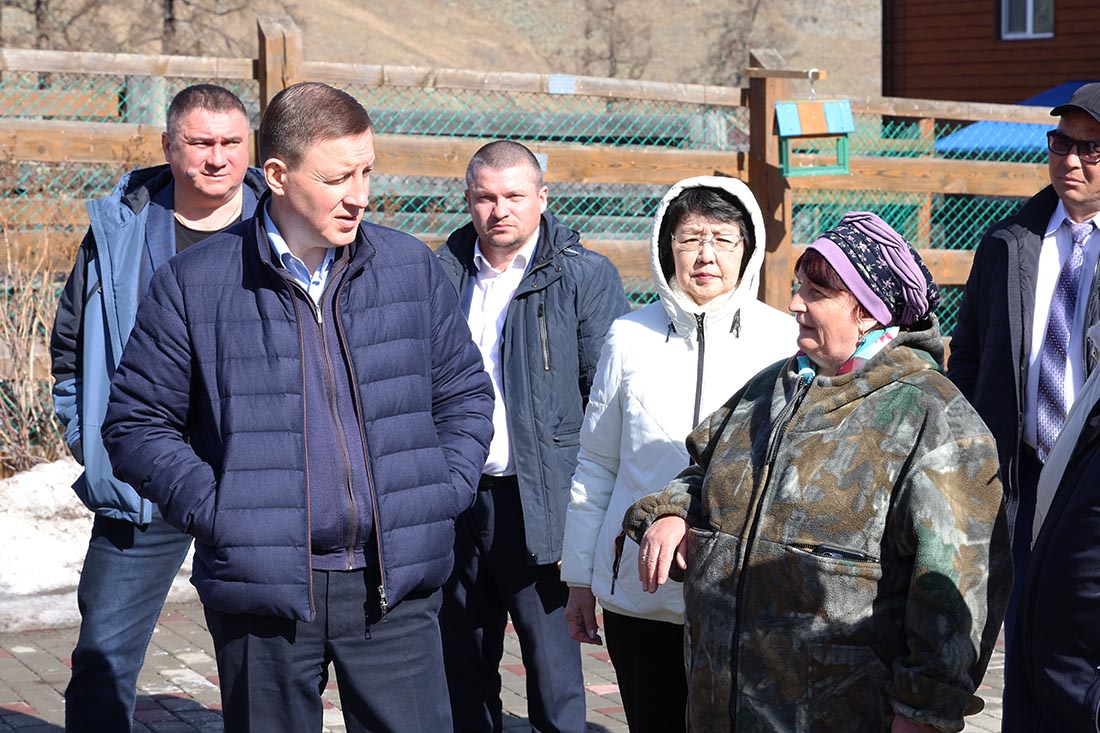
[0,458,194,632]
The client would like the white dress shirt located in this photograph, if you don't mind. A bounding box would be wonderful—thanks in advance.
[1022,201,1100,452]
[466,233,539,476]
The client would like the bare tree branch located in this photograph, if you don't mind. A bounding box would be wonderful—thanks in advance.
[704,0,762,86]
[576,0,650,79]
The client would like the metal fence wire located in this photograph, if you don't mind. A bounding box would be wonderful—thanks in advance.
[0,70,1046,330]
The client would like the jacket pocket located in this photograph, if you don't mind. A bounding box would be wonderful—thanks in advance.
[802,643,890,732]
[790,543,878,563]
[785,544,883,631]
[552,427,582,496]
[537,302,551,371]
[552,426,581,448]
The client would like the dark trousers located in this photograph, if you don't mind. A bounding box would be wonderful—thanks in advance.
[204,568,450,733]
[603,610,687,733]
[1003,446,1042,660]
[440,478,585,733]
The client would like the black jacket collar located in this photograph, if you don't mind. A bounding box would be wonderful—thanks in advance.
[442,211,581,278]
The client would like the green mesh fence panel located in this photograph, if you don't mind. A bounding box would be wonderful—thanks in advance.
[787,112,1040,333]
[846,114,1048,164]
[367,177,666,242]
[938,285,965,340]
[622,276,660,307]
[793,189,1029,251]
[0,72,259,124]
[2,67,1043,323]
[792,186,1022,336]
[344,84,748,306]
[353,86,750,149]
[0,74,259,269]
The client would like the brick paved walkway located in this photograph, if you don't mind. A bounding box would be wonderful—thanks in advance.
[0,600,1004,732]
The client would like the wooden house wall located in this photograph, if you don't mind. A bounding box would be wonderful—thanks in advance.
[883,0,1100,103]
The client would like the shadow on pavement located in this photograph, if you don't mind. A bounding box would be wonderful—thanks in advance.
[0,710,61,731]
[501,714,616,732]
[133,693,222,729]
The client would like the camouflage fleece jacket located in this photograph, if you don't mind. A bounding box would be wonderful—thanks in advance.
[624,322,1011,733]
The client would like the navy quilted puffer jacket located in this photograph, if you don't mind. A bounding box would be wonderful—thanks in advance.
[102,209,494,622]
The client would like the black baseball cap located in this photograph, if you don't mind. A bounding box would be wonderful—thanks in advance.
[1051,82,1100,123]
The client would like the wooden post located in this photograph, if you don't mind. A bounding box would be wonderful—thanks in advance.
[747,50,794,311]
[915,117,935,248]
[256,16,303,159]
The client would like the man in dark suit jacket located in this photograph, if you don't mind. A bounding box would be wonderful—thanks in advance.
[436,140,630,733]
[949,82,1100,725]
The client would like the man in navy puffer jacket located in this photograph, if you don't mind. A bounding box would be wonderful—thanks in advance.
[102,82,494,732]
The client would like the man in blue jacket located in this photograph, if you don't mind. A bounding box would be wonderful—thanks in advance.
[436,140,630,733]
[102,82,494,732]
[50,84,265,732]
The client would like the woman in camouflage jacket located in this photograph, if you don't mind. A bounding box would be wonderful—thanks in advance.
[626,212,1012,733]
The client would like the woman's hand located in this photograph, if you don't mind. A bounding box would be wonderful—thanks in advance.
[565,586,603,645]
[638,515,689,592]
[891,716,940,733]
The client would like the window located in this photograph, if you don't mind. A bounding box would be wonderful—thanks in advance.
[1002,0,1054,39]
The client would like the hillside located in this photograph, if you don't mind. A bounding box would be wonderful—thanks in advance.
[1,0,881,97]
[292,0,880,97]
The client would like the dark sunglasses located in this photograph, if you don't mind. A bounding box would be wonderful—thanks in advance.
[1047,130,1100,164]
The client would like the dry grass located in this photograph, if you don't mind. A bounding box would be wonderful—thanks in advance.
[0,229,68,477]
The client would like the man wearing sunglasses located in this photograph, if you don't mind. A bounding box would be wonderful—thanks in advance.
[949,81,1100,723]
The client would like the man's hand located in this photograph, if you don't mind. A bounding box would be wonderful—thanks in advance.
[565,586,603,645]
[638,516,688,593]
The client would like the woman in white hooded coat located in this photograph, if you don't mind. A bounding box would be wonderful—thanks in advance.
[561,176,798,732]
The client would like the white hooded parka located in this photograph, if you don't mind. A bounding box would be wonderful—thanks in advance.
[560,176,799,623]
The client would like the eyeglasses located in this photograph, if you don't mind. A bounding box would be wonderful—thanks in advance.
[1047,130,1100,164]
[670,232,743,253]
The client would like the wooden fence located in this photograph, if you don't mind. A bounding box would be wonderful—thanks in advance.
[0,15,1052,313]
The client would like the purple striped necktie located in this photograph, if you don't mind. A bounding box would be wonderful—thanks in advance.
[1036,219,1095,461]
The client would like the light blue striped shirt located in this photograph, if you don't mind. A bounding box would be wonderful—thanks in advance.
[263,203,336,304]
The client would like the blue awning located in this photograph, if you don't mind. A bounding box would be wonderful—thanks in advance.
[934,81,1098,154]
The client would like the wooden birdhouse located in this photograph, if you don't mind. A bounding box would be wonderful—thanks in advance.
[775,99,855,177]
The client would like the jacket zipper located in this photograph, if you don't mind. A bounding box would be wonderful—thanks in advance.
[728,374,811,722]
[538,302,551,371]
[609,531,626,594]
[501,249,559,558]
[794,543,877,562]
[284,285,316,620]
[693,314,706,427]
[332,284,390,616]
[311,293,360,571]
